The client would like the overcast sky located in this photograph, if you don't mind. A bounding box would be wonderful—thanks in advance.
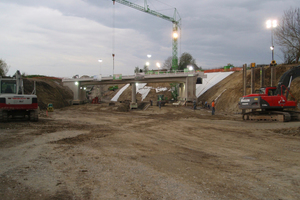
[0,0,298,77]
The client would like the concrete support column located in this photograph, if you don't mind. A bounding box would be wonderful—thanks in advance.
[185,76,197,101]
[260,66,265,88]
[243,64,247,96]
[271,66,276,87]
[131,82,136,103]
[242,64,247,114]
[251,67,255,94]
[178,83,185,100]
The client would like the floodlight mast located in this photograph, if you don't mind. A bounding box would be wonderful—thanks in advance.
[112,0,181,70]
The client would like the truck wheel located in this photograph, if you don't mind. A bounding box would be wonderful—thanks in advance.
[29,110,38,122]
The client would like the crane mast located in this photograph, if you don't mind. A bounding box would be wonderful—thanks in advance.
[112,0,181,70]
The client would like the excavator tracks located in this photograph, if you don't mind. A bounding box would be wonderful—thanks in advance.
[242,111,300,122]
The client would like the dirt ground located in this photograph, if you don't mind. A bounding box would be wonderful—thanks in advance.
[0,104,300,200]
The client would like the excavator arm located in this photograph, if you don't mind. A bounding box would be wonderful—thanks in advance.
[275,65,300,97]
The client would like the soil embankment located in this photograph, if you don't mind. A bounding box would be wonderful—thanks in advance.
[199,64,300,113]
[24,78,73,110]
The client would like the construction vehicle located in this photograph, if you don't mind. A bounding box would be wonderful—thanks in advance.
[238,66,300,122]
[0,70,38,122]
[108,85,118,91]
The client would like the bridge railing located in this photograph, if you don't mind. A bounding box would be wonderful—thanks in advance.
[62,70,202,81]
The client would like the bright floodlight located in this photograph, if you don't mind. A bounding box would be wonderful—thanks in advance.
[173,32,178,39]
[146,62,150,66]
[147,54,152,58]
[189,66,194,71]
[156,62,160,68]
[272,20,278,28]
[75,82,79,86]
[266,20,277,28]
[270,46,274,50]
[98,59,102,62]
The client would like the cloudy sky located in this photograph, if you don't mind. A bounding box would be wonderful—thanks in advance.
[0,0,298,77]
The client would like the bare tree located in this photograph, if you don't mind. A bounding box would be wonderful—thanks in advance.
[143,65,149,73]
[163,56,172,70]
[274,7,300,63]
[0,59,9,76]
[134,66,139,73]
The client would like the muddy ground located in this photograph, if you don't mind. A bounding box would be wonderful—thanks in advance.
[0,104,300,200]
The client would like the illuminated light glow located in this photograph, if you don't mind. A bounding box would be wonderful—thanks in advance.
[173,32,178,39]
[189,66,194,71]
[270,46,274,50]
[146,62,150,66]
[266,20,272,28]
[147,54,151,58]
[75,82,79,86]
[266,19,277,28]
[98,59,102,62]
[156,62,160,68]
[272,20,278,28]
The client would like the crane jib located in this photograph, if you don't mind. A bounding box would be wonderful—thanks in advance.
[112,0,180,24]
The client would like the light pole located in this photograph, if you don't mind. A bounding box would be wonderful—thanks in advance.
[266,20,277,62]
[98,59,102,75]
[146,55,151,72]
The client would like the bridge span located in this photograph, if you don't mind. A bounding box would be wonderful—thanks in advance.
[62,71,207,106]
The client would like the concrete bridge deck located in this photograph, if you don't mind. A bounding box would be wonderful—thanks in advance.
[62,71,207,105]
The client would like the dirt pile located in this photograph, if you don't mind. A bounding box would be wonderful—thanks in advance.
[23,78,73,110]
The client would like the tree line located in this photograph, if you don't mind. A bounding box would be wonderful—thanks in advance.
[134,52,202,73]
[275,7,300,64]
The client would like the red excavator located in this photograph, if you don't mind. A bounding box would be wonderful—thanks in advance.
[238,65,300,121]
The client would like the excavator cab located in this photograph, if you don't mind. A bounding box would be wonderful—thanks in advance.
[1,80,17,94]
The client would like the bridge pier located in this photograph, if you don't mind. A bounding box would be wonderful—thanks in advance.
[178,76,197,101]
[130,83,138,109]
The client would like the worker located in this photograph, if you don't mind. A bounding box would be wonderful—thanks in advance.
[158,96,162,109]
[150,99,153,106]
[193,99,197,111]
[212,100,215,115]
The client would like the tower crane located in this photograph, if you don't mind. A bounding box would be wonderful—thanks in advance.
[112,0,181,70]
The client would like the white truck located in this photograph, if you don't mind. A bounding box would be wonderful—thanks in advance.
[0,70,38,122]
